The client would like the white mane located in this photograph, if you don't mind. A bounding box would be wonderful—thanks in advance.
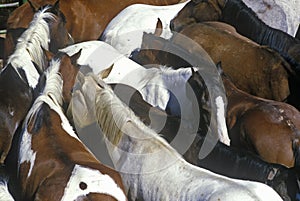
[5,6,56,88]
[95,78,179,154]
[24,57,78,139]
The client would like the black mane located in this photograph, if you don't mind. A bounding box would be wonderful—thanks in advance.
[221,0,300,72]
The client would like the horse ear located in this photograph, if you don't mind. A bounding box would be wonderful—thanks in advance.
[191,67,196,76]
[216,61,223,75]
[154,18,163,37]
[27,0,38,12]
[42,47,55,62]
[99,64,114,79]
[70,49,82,67]
[53,0,60,10]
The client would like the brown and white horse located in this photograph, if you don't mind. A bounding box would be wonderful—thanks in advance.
[17,51,127,201]
[0,3,72,165]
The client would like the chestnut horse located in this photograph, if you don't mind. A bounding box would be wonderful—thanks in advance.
[0,3,71,165]
[4,0,185,61]
[17,51,127,201]
[176,22,293,101]
[218,63,300,168]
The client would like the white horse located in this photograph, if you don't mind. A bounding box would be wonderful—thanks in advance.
[243,0,300,36]
[100,1,190,56]
[75,74,283,201]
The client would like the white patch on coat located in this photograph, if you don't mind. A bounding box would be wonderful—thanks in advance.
[0,180,14,201]
[61,165,126,201]
[215,96,230,145]
[19,129,37,178]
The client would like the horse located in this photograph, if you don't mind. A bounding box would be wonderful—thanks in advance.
[0,2,72,165]
[242,0,300,37]
[183,66,300,201]
[178,22,293,101]
[100,1,190,56]
[170,0,300,74]
[216,63,300,168]
[0,166,14,201]
[76,74,283,201]
[4,0,186,61]
[17,50,127,201]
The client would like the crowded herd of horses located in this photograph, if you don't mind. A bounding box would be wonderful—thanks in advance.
[0,0,300,200]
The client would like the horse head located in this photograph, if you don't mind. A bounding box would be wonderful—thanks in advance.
[185,67,210,135]
[43,1,74,54]
[170,0,225,32]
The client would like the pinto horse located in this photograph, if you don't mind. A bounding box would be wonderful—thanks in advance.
[217,63,300,168]
[0,3,71,165]
[76,74,283,201]
[4,0,185,61]
[17,51,127,201]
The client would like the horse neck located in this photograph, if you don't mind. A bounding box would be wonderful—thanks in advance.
[95,86,184,163]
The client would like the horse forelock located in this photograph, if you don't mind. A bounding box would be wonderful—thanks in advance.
[7,6,56,78]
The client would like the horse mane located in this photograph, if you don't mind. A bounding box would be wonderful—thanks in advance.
[222,0,300,69]
[24,57,77,139]
[94,77,181,156]
[6,6,56,77]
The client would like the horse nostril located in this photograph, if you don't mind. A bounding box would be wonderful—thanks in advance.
[79,182,87,190]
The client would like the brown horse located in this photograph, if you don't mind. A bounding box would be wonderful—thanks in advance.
[219,63,300,168]
[4,0,185,61]
[17,51,127,201]
[177,22,293,101]
[0,3,71,165]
